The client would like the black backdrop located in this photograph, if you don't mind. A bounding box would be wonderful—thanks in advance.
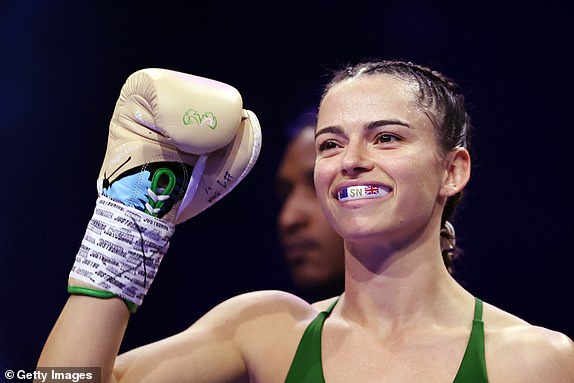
[1,0,573,372]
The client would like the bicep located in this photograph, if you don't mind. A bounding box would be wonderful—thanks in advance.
[113,310,249,383]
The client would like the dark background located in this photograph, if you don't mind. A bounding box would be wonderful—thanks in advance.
[1,0,572,372]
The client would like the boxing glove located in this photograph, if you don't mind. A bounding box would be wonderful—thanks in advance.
[68,69,261,310]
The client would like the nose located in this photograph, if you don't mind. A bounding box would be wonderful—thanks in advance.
[341,141,373,176]
[278,188,311,237]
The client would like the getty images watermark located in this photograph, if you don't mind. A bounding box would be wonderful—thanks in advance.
[3,368,101,382]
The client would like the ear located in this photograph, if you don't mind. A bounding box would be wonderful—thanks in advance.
[440,147,471,197]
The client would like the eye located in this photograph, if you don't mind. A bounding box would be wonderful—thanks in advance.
[317,140,339,152]
[376,133,401,144]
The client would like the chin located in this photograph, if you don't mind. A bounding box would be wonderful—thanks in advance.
[334,219,386,241]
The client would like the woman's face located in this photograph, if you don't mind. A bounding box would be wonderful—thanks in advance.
[314,74,455,247]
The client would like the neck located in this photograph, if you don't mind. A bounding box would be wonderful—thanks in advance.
[340,235,469,328]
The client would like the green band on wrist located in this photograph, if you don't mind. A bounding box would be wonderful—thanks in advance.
[123,300,138,313]
[68,286,138,313]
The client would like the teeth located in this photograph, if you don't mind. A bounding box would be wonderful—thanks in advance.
[338,185,387,201]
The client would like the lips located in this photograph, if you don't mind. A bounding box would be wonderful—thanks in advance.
[336,184,391,202]
[283,239,318,258]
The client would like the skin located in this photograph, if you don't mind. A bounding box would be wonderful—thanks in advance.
[38,73,574,383]
[276,125,345,299]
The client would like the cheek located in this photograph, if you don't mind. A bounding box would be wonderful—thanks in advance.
[313,163,338,223]
[313,160,332,200]
[396,155,445,200]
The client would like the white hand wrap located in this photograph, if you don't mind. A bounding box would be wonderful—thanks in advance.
[70,196,175,306]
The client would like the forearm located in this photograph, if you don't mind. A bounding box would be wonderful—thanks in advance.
[37,295,129,382]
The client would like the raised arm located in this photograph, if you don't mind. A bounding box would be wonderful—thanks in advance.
[37,68,262,382]
[38,296,129,381]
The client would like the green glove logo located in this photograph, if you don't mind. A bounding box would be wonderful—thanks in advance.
[183,109,218,130]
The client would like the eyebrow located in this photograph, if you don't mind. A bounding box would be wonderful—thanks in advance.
[315,119,411,139]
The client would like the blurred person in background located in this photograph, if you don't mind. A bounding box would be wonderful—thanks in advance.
[276,111,345,301]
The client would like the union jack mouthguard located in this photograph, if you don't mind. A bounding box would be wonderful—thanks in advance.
[338,185,383,201]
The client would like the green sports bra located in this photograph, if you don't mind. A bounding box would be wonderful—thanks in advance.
[284,297,488,383]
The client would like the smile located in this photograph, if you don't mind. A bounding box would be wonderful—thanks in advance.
[337,185,390,202]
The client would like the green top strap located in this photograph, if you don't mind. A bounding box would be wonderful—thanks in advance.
[284,298,338,383]
[453,297,488,382]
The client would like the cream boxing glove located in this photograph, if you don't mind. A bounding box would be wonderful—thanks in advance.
[69,69,261,311]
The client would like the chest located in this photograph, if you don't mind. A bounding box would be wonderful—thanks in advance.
[246,315,482,383]
[321,325,473,383]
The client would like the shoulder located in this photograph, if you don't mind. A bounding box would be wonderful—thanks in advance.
[194,290,317,327]
[191,290,321,342]
[483,301,574,382]
[202,290,324,381]
[210,290,341,319]
[310,295,341,311]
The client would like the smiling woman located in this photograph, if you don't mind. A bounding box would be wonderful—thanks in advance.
[37,61,574,383]
[314,61,470,267]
